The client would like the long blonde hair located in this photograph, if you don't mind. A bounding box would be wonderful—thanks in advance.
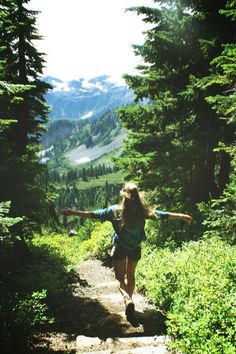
[118,182,156,230]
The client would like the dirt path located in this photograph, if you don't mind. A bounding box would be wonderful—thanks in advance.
[39,259,173,354]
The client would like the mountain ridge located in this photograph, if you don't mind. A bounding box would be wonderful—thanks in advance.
[44,75,134,121]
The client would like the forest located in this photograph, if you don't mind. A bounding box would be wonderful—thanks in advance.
[0,0,235,354]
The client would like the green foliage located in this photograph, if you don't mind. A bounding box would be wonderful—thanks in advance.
[220,0,236,21]
[198,145,236,244]
[136,238,236,354]
[12,290,53,335]
[0,225,91,352]
[56,178,123,230]
[144,216,200,249]
[30,231,85,268]
[80,221,113,263]
[73,171,124,190]
[0,289,52,348]
[14,232,86,321]
[196,40,236,124]
[0,228,89,351]
[0,201,22,234]
[189,0,236,247]
[73,111,122,148]
[0,0,53,231]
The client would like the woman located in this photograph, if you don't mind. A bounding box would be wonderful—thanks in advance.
[61,182,192,320]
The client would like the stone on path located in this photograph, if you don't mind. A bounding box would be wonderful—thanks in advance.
[81,348,168,354]
[76,334,170,353]
[76,335,102,348]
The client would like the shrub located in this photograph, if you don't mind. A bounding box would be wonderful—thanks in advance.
[30,231,84,267]
[0,289,53,349]
[136,237,236,354]
[79,221,113,262]
[198,147,236,245]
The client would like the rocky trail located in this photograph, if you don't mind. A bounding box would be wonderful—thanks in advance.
[38,260,174,354]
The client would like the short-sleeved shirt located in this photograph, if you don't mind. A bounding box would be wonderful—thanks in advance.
[91,204,169,251]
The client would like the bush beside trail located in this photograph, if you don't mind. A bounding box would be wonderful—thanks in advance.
[0,229,85,353]
[79,221,113,263]
[136,237,236,354]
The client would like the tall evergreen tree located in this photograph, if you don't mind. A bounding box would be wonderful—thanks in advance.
[118,0,235,211]
[196,0,236,126]
[197,0,236,244]
[0,0,52,230]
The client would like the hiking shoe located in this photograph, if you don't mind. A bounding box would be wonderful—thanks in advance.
[125,298,135,320]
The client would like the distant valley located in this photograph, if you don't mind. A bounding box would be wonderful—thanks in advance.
[42,75,133,168]
[40,75,132,211]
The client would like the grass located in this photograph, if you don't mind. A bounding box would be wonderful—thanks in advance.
[75,170,125,190]
[52,170,125,191]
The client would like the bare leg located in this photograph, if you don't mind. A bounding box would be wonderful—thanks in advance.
[126,259,138,298]
[113,258,138,298]
[114,258,139,320]
[113,258,130,298]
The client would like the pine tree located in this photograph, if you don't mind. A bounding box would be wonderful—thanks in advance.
[196,1,236,126]
[197,0,236,244]
[0,0,52,230]
[82,168,88,182]
[118,0,236,211]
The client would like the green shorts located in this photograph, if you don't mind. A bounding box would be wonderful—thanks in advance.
[110,245,141,261]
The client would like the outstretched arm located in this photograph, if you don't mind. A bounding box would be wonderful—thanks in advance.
[61,208,92,218]
[168,212,192,224]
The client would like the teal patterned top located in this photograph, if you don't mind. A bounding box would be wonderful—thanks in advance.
[91,205,169,250]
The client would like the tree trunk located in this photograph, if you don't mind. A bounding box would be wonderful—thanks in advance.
[218,150,231,194]
[191,146,219,203]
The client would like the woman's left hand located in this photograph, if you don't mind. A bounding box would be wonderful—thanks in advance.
[182,214,193,224]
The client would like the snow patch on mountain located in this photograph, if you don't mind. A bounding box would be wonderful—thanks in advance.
[66,131,125,165]
[51,80,71,92]
[80,111,94,119]
[45,75,123,93]
[82,79,106,91]
[75,157,91,164]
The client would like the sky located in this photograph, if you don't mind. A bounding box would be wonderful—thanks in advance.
[28,0,156,83]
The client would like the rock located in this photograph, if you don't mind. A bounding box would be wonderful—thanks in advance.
[81,351,112,354]
[76,335,102,349]
[68,229,77,236]
[105,335,169,346]
[114,346,169,353]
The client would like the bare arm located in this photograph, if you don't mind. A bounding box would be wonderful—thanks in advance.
[168,212,192,224]
[61,208,92,218]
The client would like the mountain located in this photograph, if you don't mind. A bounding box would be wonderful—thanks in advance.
[41,75,134,168]
[41,110,125,167]
[44,75,134,120]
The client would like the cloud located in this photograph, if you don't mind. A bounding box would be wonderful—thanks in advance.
[28,0,156,81]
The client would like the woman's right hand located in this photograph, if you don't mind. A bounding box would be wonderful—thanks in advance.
[61,208,75,216]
